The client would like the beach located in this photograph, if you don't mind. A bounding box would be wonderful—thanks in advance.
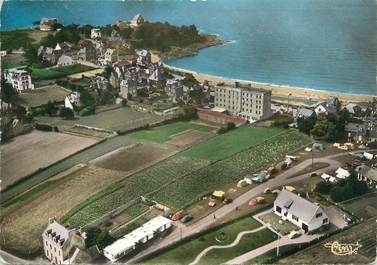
[163,64,374,103]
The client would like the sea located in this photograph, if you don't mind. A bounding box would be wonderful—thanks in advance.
[2,0,376,95]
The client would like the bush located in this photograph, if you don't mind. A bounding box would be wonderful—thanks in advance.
[35,123,58,132]
[84,227,115,249]
[79,106,95,116]
[59,107,74,119]
[314,181,333,194]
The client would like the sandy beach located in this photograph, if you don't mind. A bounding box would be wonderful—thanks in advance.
[160,63,374,103]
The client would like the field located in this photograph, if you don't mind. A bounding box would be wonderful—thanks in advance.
[277,218,376,264]
[143,216,262,265]
[91,142,177,172]
[0,165,127,256]
[35,107,164,132]
[165,130,214,148]
[31,64,95,80]
[151,130,311,210]
[128,121,214,143]
[179,126,284,162]
[61,156,209,227]
[340,192,377,220]
[15,84,71,108]
[1,131,98,189]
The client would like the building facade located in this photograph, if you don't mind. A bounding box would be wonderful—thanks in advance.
[42,219,85,264]
[214,83,271,122]
[4,68,34,93]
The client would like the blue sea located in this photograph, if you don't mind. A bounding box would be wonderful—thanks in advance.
[2,0,376,95]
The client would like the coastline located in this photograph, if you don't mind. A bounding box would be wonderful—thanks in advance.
[163,64,374,103]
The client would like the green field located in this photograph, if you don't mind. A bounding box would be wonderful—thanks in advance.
[340,192,377,219]
[31,64,94,80]
[128,122,214,143]
[152,130,311,210]
[200,228,277,265]
[143,216,262,265]
[179,125,284,162]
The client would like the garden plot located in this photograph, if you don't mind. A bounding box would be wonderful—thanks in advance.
[91,142,177,172]
[62,156,209,227]
[0,166,125,256]
[1,131,98,189]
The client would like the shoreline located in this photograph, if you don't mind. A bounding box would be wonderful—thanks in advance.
[163,64,375,103]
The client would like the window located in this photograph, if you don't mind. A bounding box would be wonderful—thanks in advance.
[316,212,323,218]
[323,218,328,224]
[292,215,299,222]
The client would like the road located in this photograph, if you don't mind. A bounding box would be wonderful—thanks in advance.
[127,152,348,263]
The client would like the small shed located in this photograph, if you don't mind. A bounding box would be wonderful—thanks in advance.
[335,167,351,179]
[212,190,225,200]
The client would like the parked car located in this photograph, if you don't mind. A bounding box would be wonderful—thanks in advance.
[180,214,193,223]
[288,230,301,239]
[171,211,185,221]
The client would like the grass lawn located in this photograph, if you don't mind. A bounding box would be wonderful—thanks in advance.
[179,125,284,162]
[259,212,297,235]
[143,216,262,265]
[128,121,214,143]
[31,64,94,80]
[340,192,377,220]
[200,228,277,265]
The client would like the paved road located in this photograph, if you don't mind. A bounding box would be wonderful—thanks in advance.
[189,226,266,265]
[127,152,347,263]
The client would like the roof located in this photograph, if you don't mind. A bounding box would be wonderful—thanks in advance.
[356,165,377,181]
[43,220,71,247]
[335,167,350,179]
[296,108,314,118]
[274,190,322,223]
[103,216,171,259]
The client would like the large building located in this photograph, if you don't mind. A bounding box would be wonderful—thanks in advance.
[274,190,329,234]
[214,83,271,122]
[4,68,34,93]
[103,216,172,262]
[42,219,86,264]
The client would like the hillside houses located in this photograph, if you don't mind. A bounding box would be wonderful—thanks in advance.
[65,91,82,110]
[165,76,184,103]
[130,14,145,28]
[90,28,101,39]
[136,49,151,65]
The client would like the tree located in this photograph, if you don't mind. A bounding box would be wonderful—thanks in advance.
[1,80,16,103]
[45,101,57,116]
[314,181,333,194]
[297,115,316,135]
[59,107,74,119]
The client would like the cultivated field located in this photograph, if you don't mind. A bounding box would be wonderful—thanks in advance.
[152,130,311,210]
[0,165,126,256]
[91,142,177,172]
[128,121,214,143]
[15,84,70,108]
[165,130,214,148]
[35,107,164,133]
[179,125,285,162]
[1,131,98,189]
[62,156,209,227]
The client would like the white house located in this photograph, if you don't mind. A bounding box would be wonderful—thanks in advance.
[314,103,329,115]
[274,190,329,233]
[103,216,171,262]
[4,68,34,93]
[65,92,81,110]
[104,48,117,64]
[136,49,151,65]
[130,14,144,27]
[335,167,351,179]
[91,28,101,39]
[57,55,76,67]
